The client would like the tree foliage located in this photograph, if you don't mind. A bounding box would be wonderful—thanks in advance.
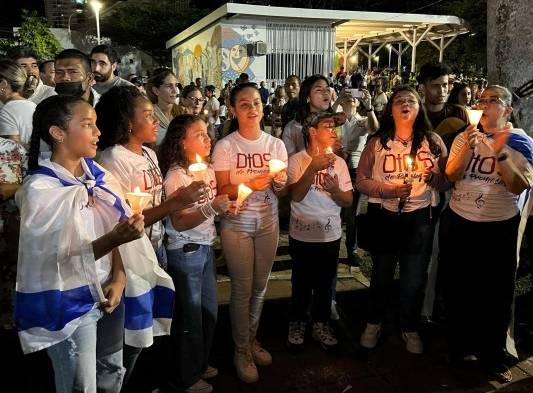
[0,10,62,59]
[99,1,211,66]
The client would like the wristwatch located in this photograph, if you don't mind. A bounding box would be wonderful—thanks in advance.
[366,105,374,113]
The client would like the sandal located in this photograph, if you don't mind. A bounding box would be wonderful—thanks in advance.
[493,366,513,384]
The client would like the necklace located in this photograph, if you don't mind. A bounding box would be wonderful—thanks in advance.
[395,135,413,146]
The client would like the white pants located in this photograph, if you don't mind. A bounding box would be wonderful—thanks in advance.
[221,218,279,350]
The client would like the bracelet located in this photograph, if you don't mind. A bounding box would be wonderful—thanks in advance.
[366,106,374,112]
[200,203,217,219]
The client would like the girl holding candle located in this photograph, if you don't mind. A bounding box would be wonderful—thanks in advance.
[157,114,231,393]
[212,82,288,383]
[95,86,204,383]
[356,86,450,355]
[286,111,353,351]
[17,95,174,393]
[441,85,533,382]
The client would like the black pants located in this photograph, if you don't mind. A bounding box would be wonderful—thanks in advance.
[289,237,341,322]
[366,204,434,331]
[439,207,519,368]
[343,167,361,256]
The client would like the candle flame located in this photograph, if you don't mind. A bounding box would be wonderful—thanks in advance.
[406,156,412,166]
[133,186,141,193]
[195,153,202,163]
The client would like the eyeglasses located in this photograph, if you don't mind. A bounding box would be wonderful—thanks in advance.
[187,97,205,104]
[392,98,418,106]
[474,96,508,108]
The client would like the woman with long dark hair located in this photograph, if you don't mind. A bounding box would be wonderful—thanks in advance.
[356,85,450,354]
[447,82,472,108]
[212,82,288,383]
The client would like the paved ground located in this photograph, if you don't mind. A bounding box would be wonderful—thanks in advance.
[5,225,533,392]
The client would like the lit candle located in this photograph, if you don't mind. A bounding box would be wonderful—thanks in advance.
[126,186,152,214]
[405,156,414,184]
[188,154,208,182]
[269,159,287,174]
[324,146,333,155]
[235,183,253,213]
[466,109,483,127]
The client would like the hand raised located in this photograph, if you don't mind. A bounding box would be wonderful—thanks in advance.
[169,181,205,210]
[111,214,144,246]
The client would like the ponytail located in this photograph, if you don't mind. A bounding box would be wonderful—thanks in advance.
[29,95,85,170]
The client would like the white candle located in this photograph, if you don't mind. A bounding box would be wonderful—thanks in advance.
[324,146,333,155]
[466,109,483,127]
[236,183,253,209]
[269,159,287,174]
[126,186,152,214]
[188,154,207,182]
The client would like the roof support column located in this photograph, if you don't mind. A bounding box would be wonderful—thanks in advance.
[410,28,417,73]
[343,40,347,69]
[398,43,402,72]
[427,33,459,63]
[368,43,372,70]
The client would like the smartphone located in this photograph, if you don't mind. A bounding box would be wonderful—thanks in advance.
[183,243,200,253]
[347,89,363,98]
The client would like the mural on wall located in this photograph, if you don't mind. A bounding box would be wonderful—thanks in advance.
[173,25,222,88]
[221,22,266,84]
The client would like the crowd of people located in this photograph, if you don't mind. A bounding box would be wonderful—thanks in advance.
[0,43,532,393]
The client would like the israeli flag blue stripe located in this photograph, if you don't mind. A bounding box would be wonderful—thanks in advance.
[15,286,94,331]
[507,133,533,166]
[124,286,174,330]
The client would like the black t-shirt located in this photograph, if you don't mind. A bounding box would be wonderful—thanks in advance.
[281,98,300,129]
[426,104,468,150]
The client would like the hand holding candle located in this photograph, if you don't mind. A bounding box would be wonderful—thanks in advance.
[189,154,209,199]
[126,186,152,214]
[269,159,287,174]
[466,109,483,128]
[235,183,253,214]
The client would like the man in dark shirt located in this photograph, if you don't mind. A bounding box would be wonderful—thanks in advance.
[418,62,468,149]
[259,81,269,105]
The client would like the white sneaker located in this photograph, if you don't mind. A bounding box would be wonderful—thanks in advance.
[330,301,340,321]
[200,365,218,379]
[360,323,381,349]
[185,379,213,393]
[234,348,259,383]
[287,321,306,348]
[402,331,424,354]
[312,322,338,349]
[250,338,272,366]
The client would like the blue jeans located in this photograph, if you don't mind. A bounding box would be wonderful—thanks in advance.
[165,244,218,389]
[47,304,125,393]
[366,204,434,331]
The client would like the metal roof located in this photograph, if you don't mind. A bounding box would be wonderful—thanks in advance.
[166,2,468,50]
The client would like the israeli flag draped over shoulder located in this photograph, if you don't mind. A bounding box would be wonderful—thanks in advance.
[14,158,175,354]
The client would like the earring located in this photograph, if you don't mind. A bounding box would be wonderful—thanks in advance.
[128,128,132,133]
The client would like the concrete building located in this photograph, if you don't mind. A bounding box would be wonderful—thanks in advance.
[166,3,468,90]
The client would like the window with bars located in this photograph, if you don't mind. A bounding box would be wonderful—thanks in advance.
[265,22,335,84]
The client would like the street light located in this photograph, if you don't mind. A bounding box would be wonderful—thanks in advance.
[68,9,84,35]
[90,1,102,45]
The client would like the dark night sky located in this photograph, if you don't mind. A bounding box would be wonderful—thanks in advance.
[0,0,45,36]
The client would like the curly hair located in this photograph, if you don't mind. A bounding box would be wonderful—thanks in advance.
[95,85,148,150]
[157,114,204,177]
[372,85,441,157]
[29,95,87,170]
